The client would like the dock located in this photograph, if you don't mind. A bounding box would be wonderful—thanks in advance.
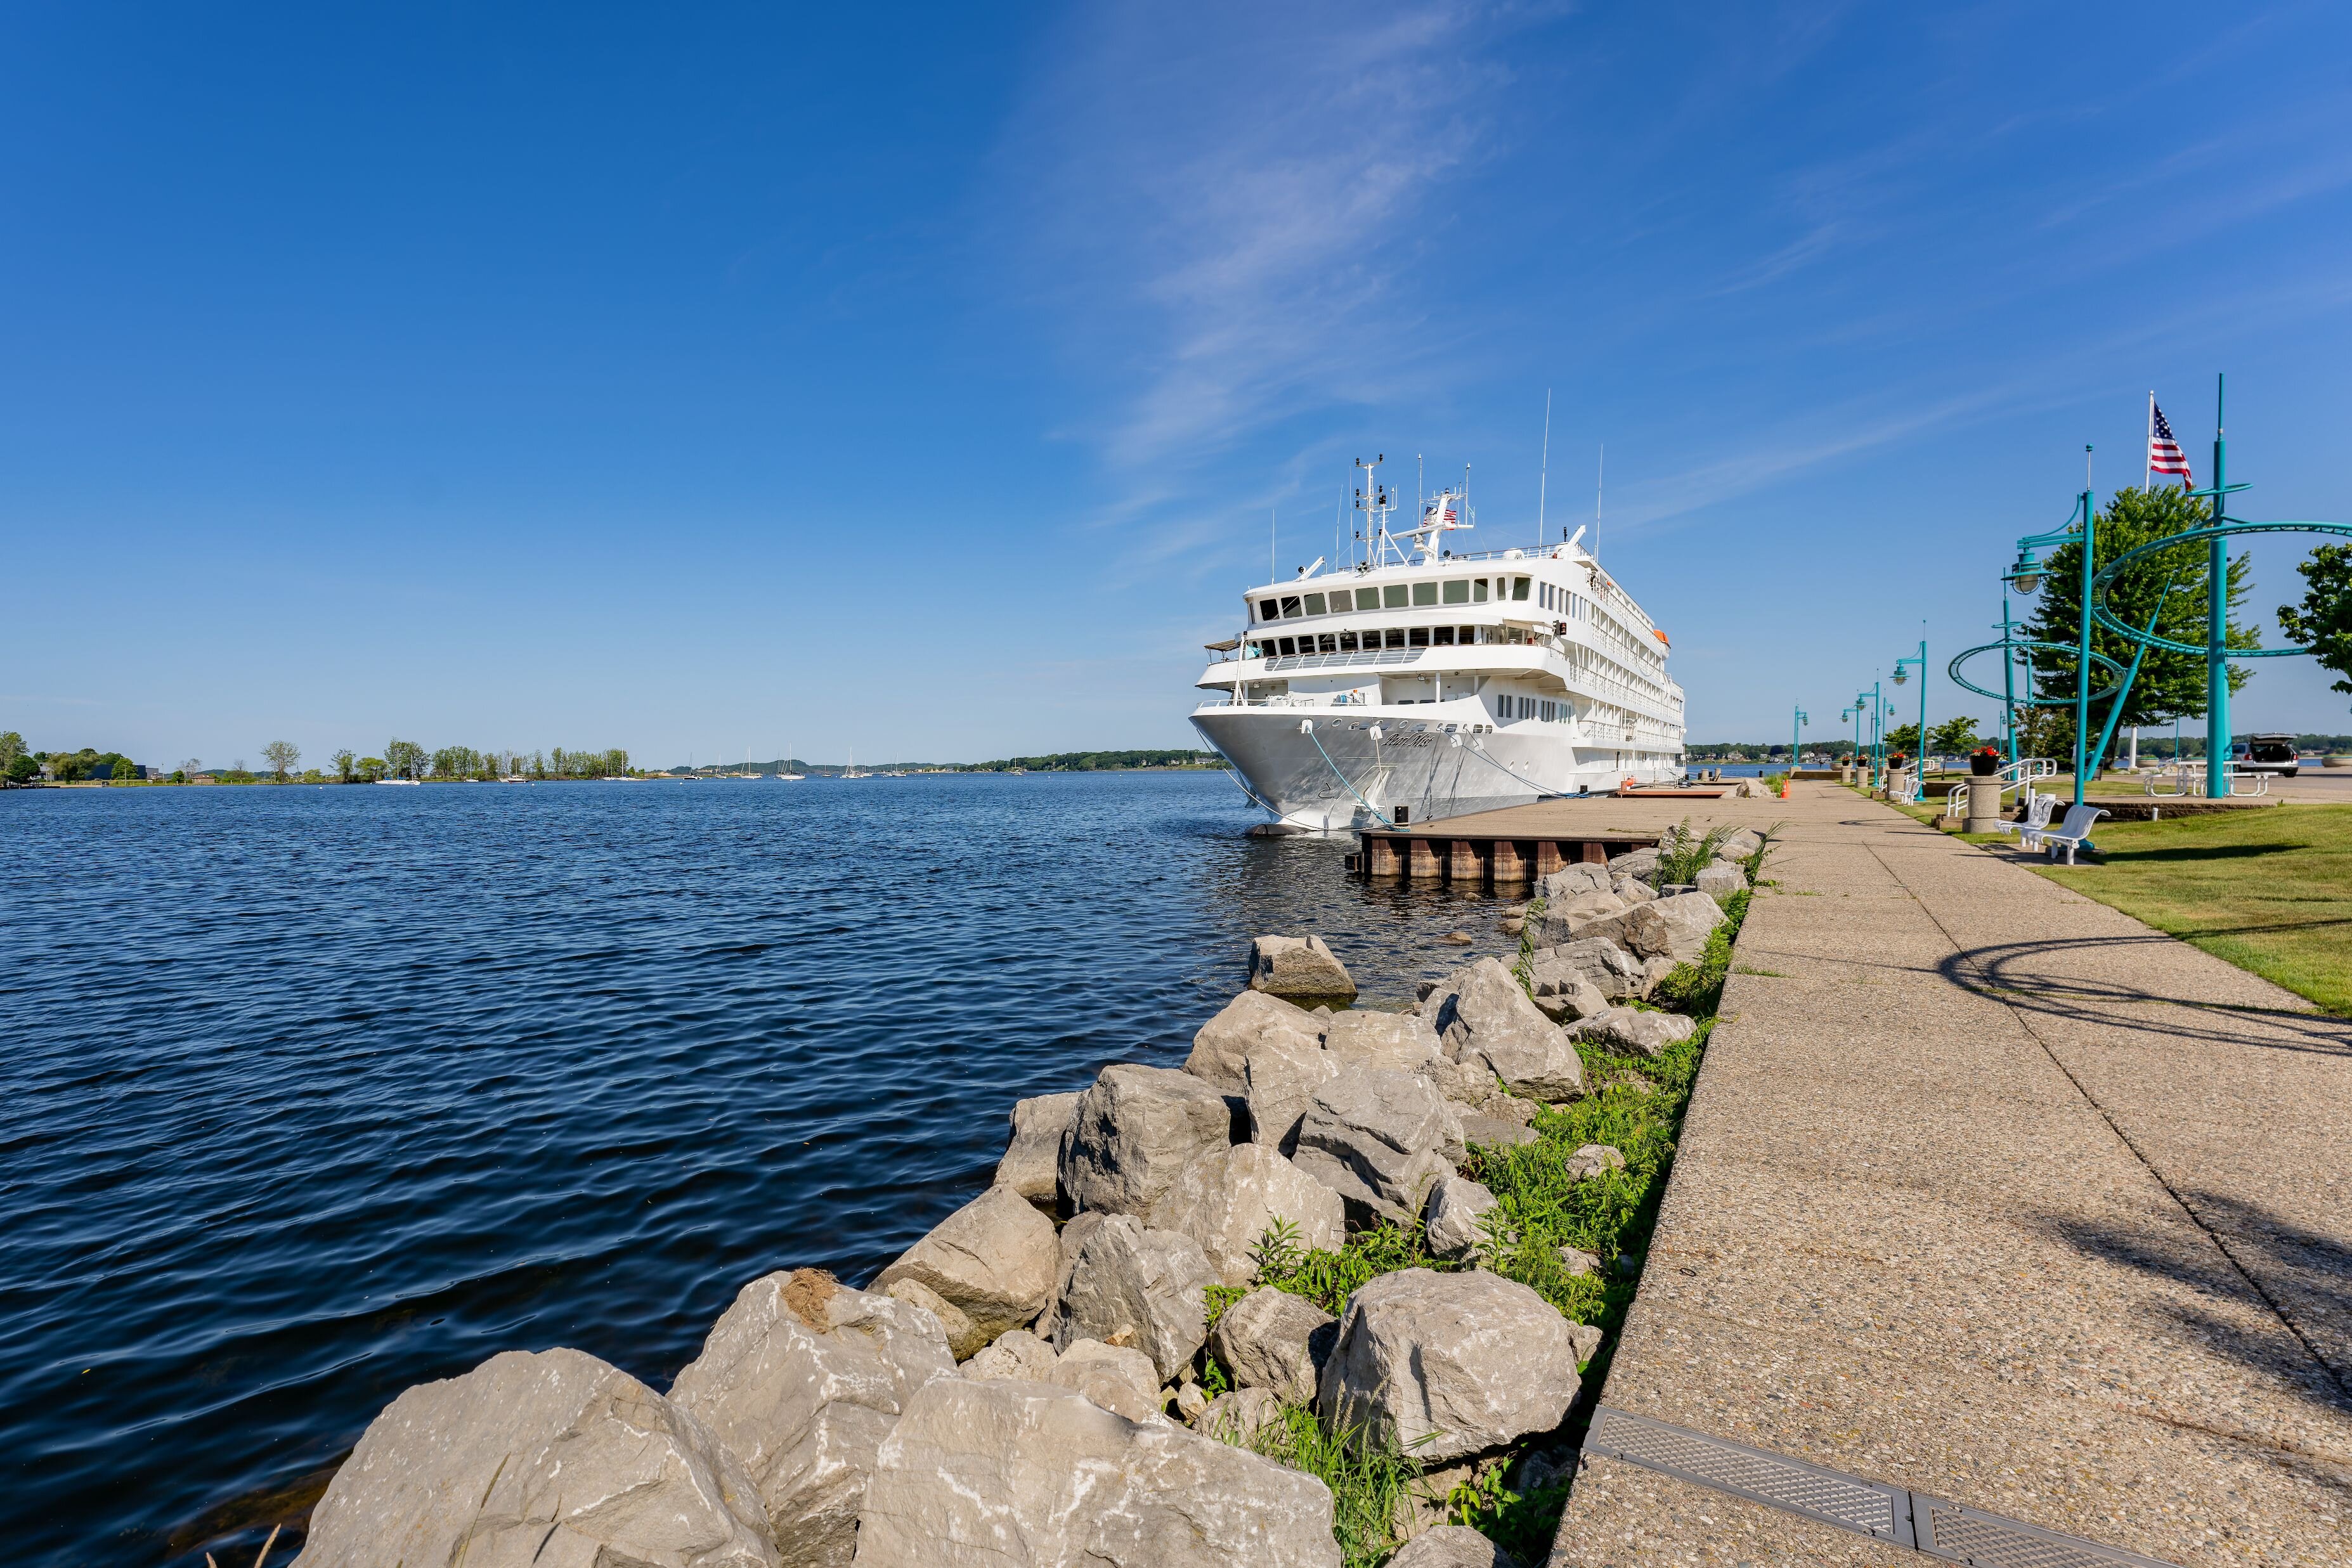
[1348,800,1671,884]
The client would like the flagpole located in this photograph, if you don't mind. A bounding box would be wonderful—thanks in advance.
[2145,392,2153,493]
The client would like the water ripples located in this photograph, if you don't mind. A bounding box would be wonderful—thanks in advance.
[0,774,1507,1564]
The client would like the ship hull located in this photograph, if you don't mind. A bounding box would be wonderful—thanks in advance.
[1192,704,1680,833]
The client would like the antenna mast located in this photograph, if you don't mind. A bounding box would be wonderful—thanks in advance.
[1538,389,1552,546]
[1594,444,1604,564]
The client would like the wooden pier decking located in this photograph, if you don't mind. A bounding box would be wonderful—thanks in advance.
[1348,800,1667,885]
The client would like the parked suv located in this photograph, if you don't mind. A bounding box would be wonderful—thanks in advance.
[2231,734,2299,777]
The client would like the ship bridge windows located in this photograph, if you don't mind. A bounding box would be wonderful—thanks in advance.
[1253,576,1526,621]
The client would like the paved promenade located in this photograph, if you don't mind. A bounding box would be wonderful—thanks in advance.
[1545,784,2352,1566]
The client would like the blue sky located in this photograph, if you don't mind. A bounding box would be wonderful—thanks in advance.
[6,2,2352,767]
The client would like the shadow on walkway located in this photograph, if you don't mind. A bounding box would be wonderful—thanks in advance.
[1936,934,2352,1056]
[2027,1189,2352,1427]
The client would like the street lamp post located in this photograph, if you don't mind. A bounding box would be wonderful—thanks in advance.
[2004,447,2097,809]
[1842,707,1856,776]
[1891,639,1928,800]
[1854,684,1882,787]
[1792,706,1808,776]
[1995,598,2023,765]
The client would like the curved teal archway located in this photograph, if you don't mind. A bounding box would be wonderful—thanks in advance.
[1947,638,2125,708]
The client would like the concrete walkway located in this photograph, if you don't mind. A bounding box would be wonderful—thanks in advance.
[1545,784,2352,1566]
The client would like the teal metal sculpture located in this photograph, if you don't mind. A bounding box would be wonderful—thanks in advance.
[2088,376,2352,798]
[2004,449,2098,807]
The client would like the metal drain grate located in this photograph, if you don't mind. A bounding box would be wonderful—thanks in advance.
[1581,1408,2181,1567]
[1583,1406,1914,1547]
[1913,1495,2179,1568]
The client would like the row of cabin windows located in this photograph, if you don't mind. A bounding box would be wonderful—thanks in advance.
[1497,695,1569,723]
[1257,576,1532,621]
[1249,625,1500,658]
[1538,581,1591,621]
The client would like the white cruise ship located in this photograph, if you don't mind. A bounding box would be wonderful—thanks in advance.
[1191,466,1685,831]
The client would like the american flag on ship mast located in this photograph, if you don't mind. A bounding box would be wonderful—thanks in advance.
[2146,393,2193,489]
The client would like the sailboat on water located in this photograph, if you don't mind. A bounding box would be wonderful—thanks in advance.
[773,740,805,781]
[842,746,873,780]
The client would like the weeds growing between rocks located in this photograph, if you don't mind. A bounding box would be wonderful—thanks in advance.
[1200,853,1767,1564]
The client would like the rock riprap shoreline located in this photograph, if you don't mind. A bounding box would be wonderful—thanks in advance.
[291,832,1769,1568]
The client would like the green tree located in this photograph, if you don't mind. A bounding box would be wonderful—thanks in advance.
[332,748,357,783]
[1928,716,1980,755]
[357,755,387,782]
[8,753,39,785]
[2020,485,2255,760]
[1883,722,1920,758]
[0,731,23,775]
[263,739,301,782]
[384,738,426,781]
[2278,543,2352,708]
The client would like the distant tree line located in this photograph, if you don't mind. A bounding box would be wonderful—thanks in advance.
[0,730,635,786]
[959,749,1225,772]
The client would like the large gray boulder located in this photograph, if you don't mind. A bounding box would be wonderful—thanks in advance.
[298,1347,777,1568]
[669,1270,954,1564]
[1533,862,1608,902]
[852,1377,1342,1567]
[1420,1054,1497,1110]
[1317,1269,1582,1463]
[1458,1114,1540,1150]
[1031,1210,1104,1345]
[1693,863,1745,900]
[1574,1006,1698,1059]
[1290,1068,1464,1228]
[1431,959,1584,1101]
[1572,891,1724,966]
[1529,937,1646,1002]
[1060,1063,1236,1219]
[994,1091,1082,1208]
[1389,1524,1522,1567]
[1048,1337,1164,1423]
[1608,846,1661,883]
[1209,1286,1335,1403]
[1195,1385,1287,1446]
[1247,933,1359,1004]
[1611,873,1657,904]
[1185,991,1323,1092]
[963,1327,1060,1382]
[1048,1213,1216,1382]
[1523,888,1626,948]
[871,1184,1059,1359]
[1422,1175,1498,1260]
[1322,1009,1443,1073]
[1526,969,1608,1024]
[1241,1032,1343,1155]
[1155,1143,1344,1286]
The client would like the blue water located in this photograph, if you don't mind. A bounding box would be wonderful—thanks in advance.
[0,774,1523,1565]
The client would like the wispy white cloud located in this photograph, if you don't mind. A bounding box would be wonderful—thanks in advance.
[994,3,1517,476]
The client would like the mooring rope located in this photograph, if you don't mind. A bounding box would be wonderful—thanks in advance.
[1459,730,1575,800]
[1301,722,1398,828]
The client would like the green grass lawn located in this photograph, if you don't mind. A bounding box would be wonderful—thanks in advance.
[2034,805,2352,1016]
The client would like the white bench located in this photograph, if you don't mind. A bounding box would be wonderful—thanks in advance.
[1999,791,2056,841]
[2030,803,2108,864]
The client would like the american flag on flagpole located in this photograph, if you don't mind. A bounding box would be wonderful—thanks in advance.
[2148,399,2193,486]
